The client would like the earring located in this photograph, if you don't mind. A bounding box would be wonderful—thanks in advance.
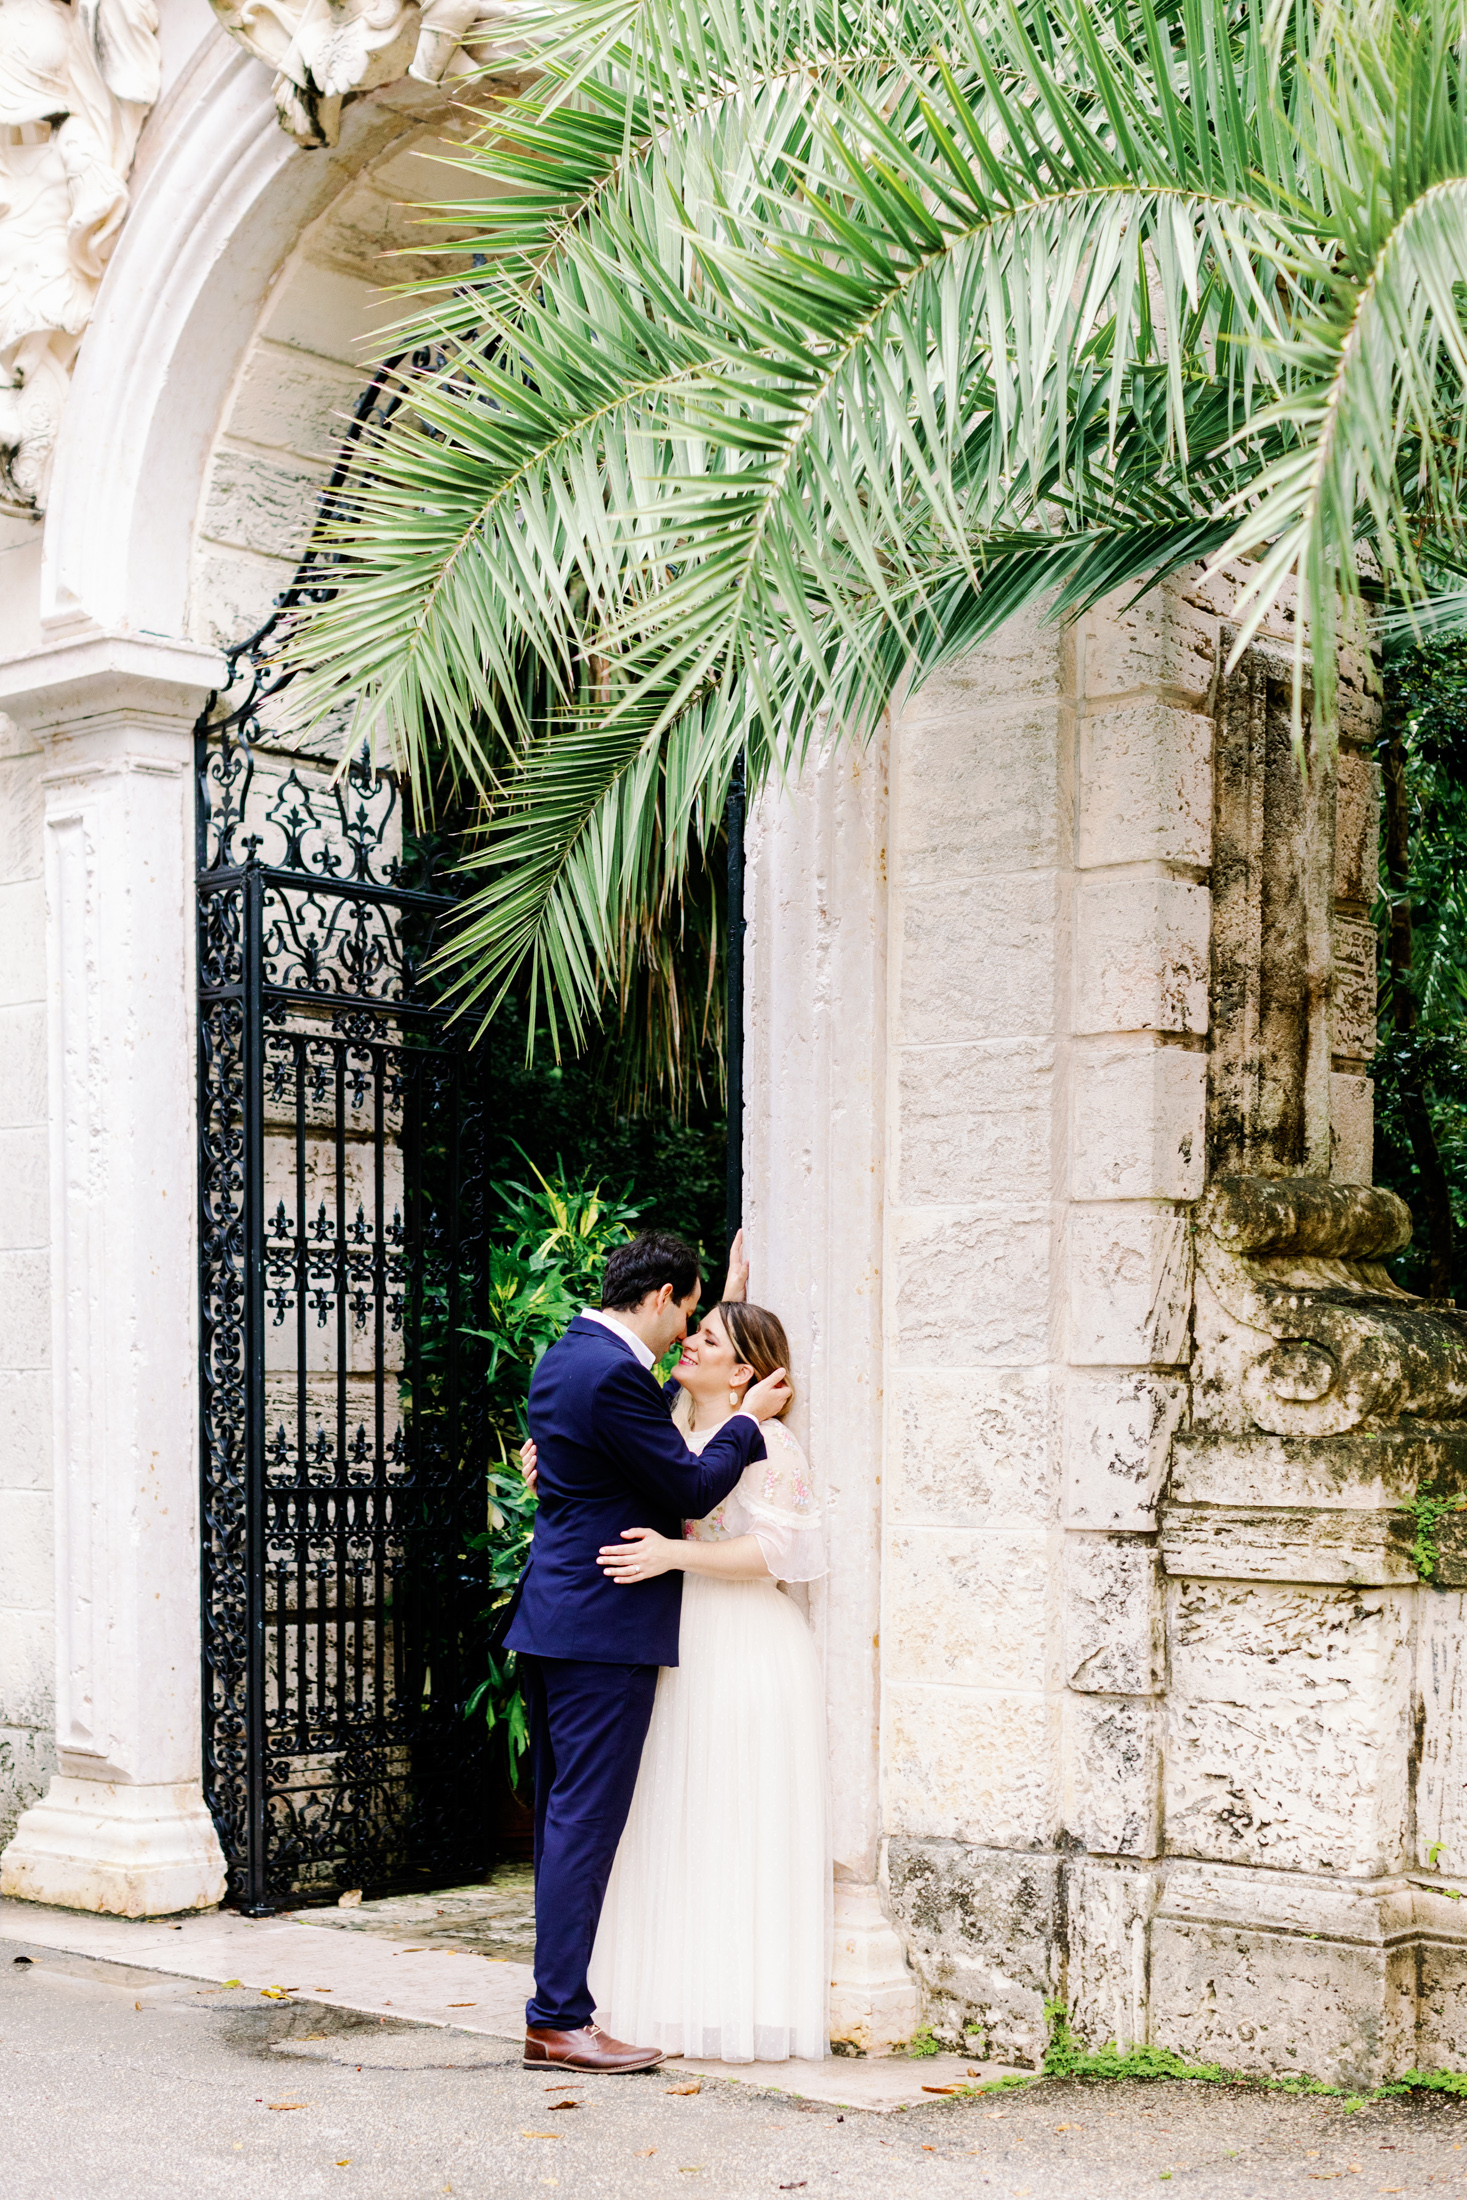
[729,1387,741,1408]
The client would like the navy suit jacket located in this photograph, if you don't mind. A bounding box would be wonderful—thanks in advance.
[505,1315,766,1666]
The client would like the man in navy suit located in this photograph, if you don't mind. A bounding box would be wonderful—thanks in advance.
[507,1230,790,2073]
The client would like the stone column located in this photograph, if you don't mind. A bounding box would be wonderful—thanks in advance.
[743,729,921,2053]
[0,630,228,1917]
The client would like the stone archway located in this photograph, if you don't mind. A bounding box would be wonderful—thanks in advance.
[0,26,509,1914]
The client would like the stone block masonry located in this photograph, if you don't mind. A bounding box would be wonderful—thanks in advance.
[751,560,1467,2088]
[873,571,1222,2065]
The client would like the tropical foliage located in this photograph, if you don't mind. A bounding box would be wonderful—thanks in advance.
[483,990,730,1268]
[464,1161,643,1784]
[1375,636,1467,1304]
[284,0,1467,1057]
[471,1159,644,1452]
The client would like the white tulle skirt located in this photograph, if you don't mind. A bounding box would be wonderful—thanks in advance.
[589,1573,831,2062]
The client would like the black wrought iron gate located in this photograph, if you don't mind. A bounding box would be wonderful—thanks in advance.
[196,645,494,1912]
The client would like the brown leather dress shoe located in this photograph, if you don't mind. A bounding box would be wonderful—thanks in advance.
[523,2023,665,2073]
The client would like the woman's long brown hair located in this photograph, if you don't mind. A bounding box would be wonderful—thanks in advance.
[719,1301,795,1418]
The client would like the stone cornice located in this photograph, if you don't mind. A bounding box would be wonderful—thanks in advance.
[0,629,226,733]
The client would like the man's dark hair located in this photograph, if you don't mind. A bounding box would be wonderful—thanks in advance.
[601,1230,702,1312]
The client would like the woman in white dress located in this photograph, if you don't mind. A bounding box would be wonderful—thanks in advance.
[586,1299,830,2063]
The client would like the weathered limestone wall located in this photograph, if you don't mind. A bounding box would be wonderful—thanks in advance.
[877,579,1219,2066]
[747,566,1467,2088]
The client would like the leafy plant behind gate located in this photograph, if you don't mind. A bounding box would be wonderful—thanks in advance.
[462,1159,643,1786]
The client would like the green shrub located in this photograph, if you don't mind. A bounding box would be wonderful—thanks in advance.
[461,1158,644,1788]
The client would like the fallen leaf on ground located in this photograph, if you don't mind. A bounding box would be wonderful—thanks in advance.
[1054,2124,1070,2132]
[778,2185,807,2192]
[315,1988,332,1992]
[135,2001,142,2011]
[259,1987,292,2000]
[521,2132,561,2140]
[923,2085,962,2095]
[634,2148,656,2157]
[334,2162,351,2169]
[666,2082,701,2096]
[547,2101,580,2112]
[220,1979,243,1989]
[267,2102,307,2112]
[448,2003,476,2009]
[338,1891,363,1908]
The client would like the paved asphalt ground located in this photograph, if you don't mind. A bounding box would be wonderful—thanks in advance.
[6,1940,1467,2199]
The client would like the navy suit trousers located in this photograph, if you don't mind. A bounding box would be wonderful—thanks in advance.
[519,1652,660,2032]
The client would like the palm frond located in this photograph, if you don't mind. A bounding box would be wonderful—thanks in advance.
[283,0,1467,1058]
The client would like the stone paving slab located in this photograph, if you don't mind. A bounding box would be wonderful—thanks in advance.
[0,1894,532,2038]
[0,1890,1021,2113]
[301,1873,537,1963]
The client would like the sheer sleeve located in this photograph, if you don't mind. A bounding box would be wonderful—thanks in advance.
[723,1421,825,1583]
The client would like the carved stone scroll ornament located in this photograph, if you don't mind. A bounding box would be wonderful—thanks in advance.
[0,0,160,506]
[1193,1175,1467,1438]
[207,0,516,148]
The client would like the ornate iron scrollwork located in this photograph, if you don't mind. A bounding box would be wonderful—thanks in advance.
[196,359,492,1912]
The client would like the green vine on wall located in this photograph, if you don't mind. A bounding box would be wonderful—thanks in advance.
[1399,1490,1467,1583]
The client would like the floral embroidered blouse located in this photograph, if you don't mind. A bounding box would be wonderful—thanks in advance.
[682,1418,826,1583]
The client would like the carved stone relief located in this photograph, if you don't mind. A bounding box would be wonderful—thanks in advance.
[0,0,522,510]
[207,0,515,147]
[1148,634,1467,2082]
[0,0,160,506]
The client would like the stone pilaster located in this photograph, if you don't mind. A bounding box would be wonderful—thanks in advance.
[744,730,920,2052]
[0,630,228,1917]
